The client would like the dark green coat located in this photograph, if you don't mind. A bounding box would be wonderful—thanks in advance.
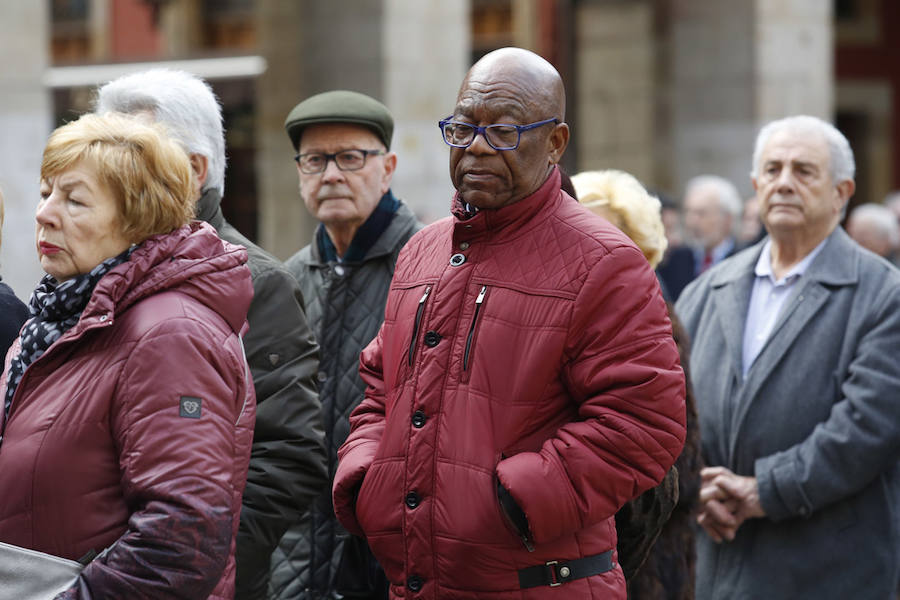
[197,189,327,600]
[269,199,421,599]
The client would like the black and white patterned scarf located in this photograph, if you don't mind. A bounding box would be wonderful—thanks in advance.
[3,248,133,419]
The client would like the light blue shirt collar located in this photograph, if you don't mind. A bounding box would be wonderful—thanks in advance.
[753,237,829,284]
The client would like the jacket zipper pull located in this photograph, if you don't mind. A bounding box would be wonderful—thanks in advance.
[408,286,432,367]
[475,285,487,305]
[463,285,487,372]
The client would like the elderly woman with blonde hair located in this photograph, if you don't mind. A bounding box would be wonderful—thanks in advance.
[0,112,255,599]
[571,169,701,600]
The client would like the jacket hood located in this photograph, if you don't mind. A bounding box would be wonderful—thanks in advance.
[78,221,252,336]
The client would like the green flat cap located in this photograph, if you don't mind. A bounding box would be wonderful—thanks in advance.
[285,90,394,150]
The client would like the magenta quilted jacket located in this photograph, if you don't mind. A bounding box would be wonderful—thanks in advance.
[333,169,686,599]
[0,222,255,600]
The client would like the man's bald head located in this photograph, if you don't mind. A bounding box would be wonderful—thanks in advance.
[448,47,570,209]
[459,48,566,122]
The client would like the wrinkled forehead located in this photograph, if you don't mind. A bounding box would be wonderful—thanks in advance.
[454,60,548,120]
[454,88,532,121]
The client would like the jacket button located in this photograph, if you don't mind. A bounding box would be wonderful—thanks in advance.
[459,241,470,250]
[407,575,423,592]
[317,371,328,383]
[411,410,426,428]
[334,265,345,276]
[449,253,466,266]
[405,491,420,508]
[424,330,441,347]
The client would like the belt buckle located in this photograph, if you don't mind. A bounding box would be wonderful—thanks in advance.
[545,560,561,587]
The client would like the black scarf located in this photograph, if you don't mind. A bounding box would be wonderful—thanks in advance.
[3,248,133,419]
[316,190,399,263]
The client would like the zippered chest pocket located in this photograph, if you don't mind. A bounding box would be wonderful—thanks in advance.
[382,282,435,388]
[460,285,488,383]
[456,283,574,398]
[408,286,432,367]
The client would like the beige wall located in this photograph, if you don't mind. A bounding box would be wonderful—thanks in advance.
[257,0,469,260]
[384,0,469,224]
[670,0,832,199]
[574,1,656,184]
[571,0,833,202]
[0,2,51,299]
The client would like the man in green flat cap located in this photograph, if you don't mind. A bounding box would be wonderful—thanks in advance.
[269,90,422,600]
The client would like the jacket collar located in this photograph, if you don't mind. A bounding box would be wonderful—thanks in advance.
[196,187,226,230]
[85,222,250,331]
[450,167,562,241]
[710,226,857,289]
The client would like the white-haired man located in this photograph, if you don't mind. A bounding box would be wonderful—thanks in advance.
[676,115,900,599]
[846,202,900,262]
[96,69,327,600]
[683,174,743,275]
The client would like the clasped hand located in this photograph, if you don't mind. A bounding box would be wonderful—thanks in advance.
[697,466,766,543]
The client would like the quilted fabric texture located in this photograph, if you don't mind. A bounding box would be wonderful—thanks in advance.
[269,200,421,599]
[0,222,255,600]
[333,168,687,599]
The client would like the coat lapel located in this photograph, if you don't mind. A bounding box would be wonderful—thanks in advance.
[730,229,858,455]
[708,247,759,386]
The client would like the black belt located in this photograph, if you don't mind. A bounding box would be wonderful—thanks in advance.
[518,550,614,589]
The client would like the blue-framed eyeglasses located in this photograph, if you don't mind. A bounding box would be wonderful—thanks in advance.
[438,116,560,151]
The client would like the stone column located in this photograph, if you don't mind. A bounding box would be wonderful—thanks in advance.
[669,0,832,198]
[573,0,656,183]
[256,0,311,260]
[0,2,51,299]
[383,0,469,223]
[159,0,203,58]
[256,0,469,260]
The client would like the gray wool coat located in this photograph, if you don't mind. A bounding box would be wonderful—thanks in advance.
[676,227,900,600]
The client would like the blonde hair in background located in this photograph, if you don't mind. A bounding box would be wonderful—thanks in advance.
[41,112,195,244]
[571,169,668,268]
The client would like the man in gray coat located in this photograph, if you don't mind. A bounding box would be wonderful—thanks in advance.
[96,69,328,600]
[676,115,900,599]
[269,91,421,599]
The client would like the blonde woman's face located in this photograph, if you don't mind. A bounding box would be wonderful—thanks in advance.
[36,160,131,282]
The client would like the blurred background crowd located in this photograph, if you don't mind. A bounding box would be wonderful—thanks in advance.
[1,0,899,299]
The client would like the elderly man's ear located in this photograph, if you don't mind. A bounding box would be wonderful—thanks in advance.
[189,154,209,200]
[836,178,855,206]
[547,122,570,165]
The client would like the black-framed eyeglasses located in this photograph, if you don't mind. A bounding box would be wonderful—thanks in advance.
[293,149,385,174]
[438,116,559,151]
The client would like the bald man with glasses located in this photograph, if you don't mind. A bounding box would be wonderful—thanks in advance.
[270,91,422,600]
[332,48,685,599]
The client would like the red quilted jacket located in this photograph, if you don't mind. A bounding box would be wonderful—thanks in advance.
[0,222,256,600]
[333,169,686,599]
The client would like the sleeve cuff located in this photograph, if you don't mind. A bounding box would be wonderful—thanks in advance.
[755,454,813,522]
[496,451,581,544]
